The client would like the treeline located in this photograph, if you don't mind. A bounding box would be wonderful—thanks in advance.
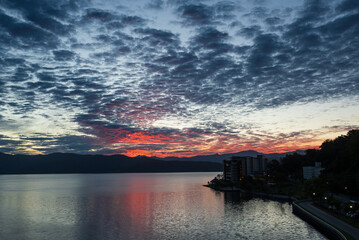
[0,152,222,174]
[267,129,359,196]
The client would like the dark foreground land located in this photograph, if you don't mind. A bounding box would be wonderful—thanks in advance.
[0,152,222,174]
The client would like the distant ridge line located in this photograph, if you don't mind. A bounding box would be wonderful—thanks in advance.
[0,152,222,174]
[153,150,306,163]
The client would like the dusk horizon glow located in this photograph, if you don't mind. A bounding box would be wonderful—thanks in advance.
[1,0,359,157]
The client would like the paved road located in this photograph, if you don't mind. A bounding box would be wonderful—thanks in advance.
[300,201,359,240]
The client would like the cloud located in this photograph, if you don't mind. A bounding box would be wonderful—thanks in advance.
[0,11,60,49]
[246,33,281,75]
[177,4,214,25]
[265,16,282,26]
[135,28,179,46]
[24,12,73,36]
[237,25,262,38]
[0,0,79,20]
[248,7,269,19]
[52,50,76,61]
[191,27,229,49]
[1,0,359,156]
[82,8,117,22]
[336,0,359,13]
[176,2,238,26]
[0,134,25,150]
[146,0,165,9]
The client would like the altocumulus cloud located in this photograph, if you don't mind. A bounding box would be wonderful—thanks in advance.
[0,0,359,157]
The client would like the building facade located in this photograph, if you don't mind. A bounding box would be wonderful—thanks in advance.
[230,155,267,176]
[303,162,324,179]
[223,159,242,185]
[223,155,268,185]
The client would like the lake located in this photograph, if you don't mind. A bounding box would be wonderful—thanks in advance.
[0,172,326,240]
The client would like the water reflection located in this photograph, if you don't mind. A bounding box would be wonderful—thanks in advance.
[224,191,242,204]
[0,173,326,240]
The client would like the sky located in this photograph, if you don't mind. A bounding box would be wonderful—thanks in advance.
[0,0,358,157]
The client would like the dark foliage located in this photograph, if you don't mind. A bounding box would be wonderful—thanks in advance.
[320,129,359,195]
[267,129,359,196]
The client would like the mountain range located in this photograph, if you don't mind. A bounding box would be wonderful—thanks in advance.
[0,152,221,174]
[152,150,305,163]
[0,150,304,174]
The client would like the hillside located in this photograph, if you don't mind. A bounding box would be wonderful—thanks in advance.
[154,150,305,163]
[0,153,222,174]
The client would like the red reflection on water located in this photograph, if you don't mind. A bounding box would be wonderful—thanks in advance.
[107,176,225,239]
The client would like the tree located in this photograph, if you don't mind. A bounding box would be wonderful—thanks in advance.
[319,130,359,195]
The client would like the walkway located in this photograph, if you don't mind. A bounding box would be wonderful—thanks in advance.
[299,201,359,240]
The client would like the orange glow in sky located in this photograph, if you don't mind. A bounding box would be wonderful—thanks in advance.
[100,127,331,158]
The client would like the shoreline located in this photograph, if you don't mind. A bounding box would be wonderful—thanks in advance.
[204,184,297,202]
[204,184,355,240]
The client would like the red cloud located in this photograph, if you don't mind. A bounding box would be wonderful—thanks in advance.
[79,108,333,158]
[90,126,323,158]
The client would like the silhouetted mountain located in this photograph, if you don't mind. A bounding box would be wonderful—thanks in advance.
[0,153,222,174]
[154,150,305,163]
[265,150,306,162]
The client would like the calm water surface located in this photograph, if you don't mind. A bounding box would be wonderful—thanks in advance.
[0,173,326,240]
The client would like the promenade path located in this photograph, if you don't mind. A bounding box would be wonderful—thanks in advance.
[299,201,359,240]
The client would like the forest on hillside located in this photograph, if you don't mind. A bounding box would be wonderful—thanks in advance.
[267,129,359,196]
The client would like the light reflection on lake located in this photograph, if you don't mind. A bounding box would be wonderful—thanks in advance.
[0,173,326,240]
